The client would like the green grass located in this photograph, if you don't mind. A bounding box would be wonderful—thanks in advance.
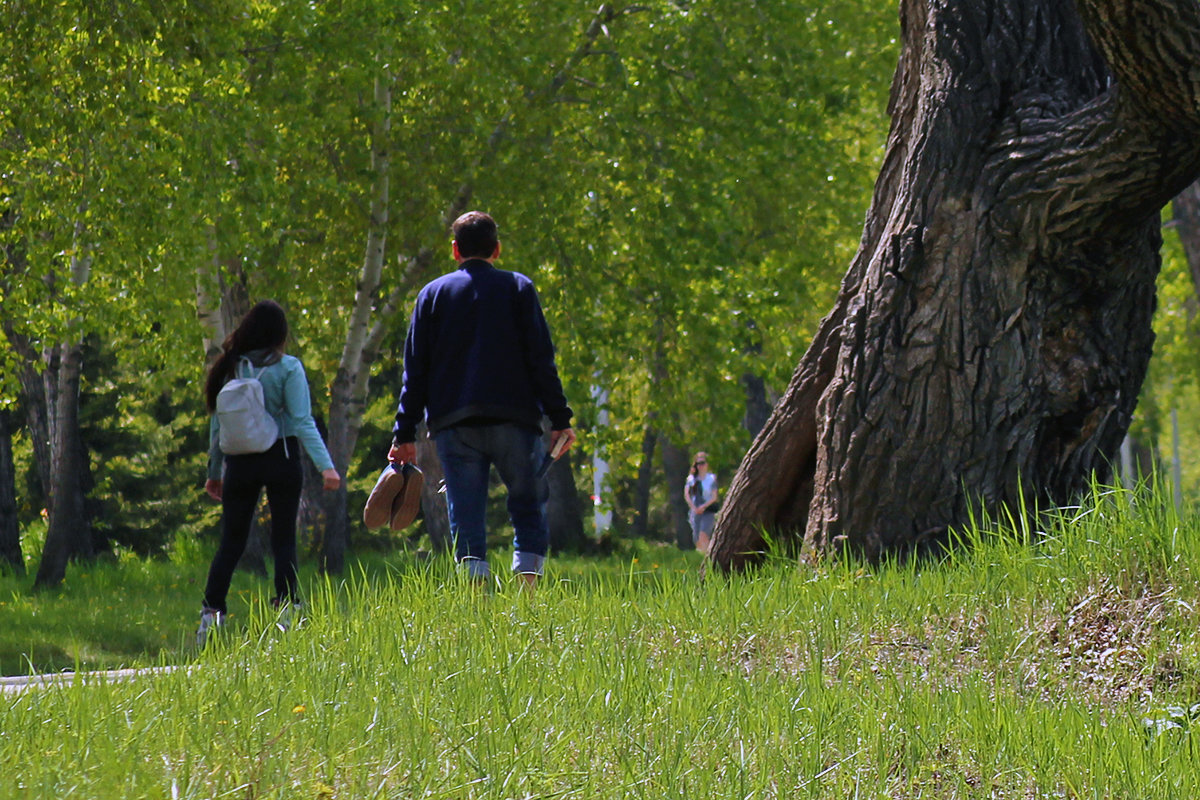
[5,485,1200,797]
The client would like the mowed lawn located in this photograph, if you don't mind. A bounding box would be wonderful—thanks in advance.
[3,487,1200,798]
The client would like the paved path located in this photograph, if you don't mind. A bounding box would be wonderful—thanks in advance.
[0,665,187,694]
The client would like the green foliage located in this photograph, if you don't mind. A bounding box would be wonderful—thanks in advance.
[0,0,901,556]
[4,483,1200,796]
[76,337,214,555]
[517,1,899,477]
[1139,216,1200,500]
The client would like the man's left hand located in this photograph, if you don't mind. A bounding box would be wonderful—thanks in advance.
[549,428,576,459]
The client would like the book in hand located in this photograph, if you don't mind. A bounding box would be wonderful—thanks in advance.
[535,434,571,479]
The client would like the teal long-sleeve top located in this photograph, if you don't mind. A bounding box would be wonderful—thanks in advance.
[207,352,335,481]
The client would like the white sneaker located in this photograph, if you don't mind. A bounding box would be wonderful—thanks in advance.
[196,608,225,647]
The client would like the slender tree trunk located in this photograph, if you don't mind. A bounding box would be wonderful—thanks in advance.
[298,413,331,554]
[414,424,451,554]
[661,437,693,551]
[630,426,657,538]
[34,341,94,587]
[547,448,587,553]
[322,66,394,574]
[742,372,771,439]
[0,408,23,575]
[713,0,1200,569]
[1173,179,1200,293]
[740,320,772,438]
[14,358,51,501]
[35,213,98,588]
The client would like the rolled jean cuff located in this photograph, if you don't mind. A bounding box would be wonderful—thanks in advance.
[512,551,546,576]
[457,556,492,580]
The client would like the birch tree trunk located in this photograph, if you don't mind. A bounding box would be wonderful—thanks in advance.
[321,66,394,575]
[195,239,269,575]
[712,0,1200,569]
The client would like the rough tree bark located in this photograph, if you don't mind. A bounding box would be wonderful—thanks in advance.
[712,0,1200,569]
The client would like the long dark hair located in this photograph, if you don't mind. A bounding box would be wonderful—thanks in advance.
[204,300,289,411]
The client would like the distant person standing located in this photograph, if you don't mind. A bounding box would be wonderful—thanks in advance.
[198,300,341,645]
[684,451,718,553]
[388,211,575,587]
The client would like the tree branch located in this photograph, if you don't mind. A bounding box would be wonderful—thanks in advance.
[1076,0,1200,133]
[985,0,1200,241]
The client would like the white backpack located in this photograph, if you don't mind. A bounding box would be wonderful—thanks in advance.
[216,358,280,455]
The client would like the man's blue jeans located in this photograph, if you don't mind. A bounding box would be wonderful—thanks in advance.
[434,423,549,579]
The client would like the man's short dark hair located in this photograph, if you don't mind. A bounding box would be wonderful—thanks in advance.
[453,211,499,258]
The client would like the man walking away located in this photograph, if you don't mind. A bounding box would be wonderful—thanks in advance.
[388,211,575,587]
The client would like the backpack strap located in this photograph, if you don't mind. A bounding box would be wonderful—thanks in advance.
[238,356,268,380]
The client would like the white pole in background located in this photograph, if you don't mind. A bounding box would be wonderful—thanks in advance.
[591,384,612,535]
[1172,406,1183,514]
[1119,434,1134,491]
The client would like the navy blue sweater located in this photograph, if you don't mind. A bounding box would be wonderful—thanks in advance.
[393,259,573,444]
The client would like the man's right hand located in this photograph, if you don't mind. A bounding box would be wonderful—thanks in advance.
[389,442,417,465]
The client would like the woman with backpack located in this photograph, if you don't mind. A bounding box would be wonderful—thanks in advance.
[198,300,341,645]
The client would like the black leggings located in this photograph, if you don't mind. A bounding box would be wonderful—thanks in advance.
[203,437,303,613]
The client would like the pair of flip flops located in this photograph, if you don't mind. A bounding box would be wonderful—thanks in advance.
[363,463,424,531]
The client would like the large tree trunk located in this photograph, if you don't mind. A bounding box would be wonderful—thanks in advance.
[0,408,23,575]
[2,238,53,522]
[713,0,1200,569]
